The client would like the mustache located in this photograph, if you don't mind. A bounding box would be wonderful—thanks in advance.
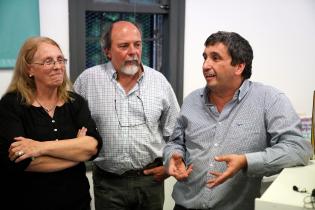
[124,60,139,66]
[124,55,139,66]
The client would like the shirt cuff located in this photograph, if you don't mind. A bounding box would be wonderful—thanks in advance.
[245,152,265,176]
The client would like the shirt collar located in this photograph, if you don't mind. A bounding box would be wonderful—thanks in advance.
[238,79,250,101]
[200,79,251,104]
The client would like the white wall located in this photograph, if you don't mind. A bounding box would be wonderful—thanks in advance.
[0,70,12,96]
[184,0,315,116]
[39,0,69,75]
[1,0,314,112]
[0,0,69,97]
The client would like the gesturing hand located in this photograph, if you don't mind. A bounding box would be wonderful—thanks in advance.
[167,153,193,181]
[207,154,247,188]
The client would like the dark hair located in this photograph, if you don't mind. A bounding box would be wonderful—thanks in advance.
[100,20,142,60]
[204,31,253,79]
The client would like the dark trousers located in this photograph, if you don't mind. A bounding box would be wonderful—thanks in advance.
[174,204,212,210]
[92,160,164,210]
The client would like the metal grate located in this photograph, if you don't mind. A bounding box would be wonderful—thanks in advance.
[85,11,164,71]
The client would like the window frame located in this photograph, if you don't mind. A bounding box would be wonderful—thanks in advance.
[68,0,185,104]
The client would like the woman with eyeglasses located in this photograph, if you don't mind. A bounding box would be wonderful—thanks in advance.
[0,36,102,210]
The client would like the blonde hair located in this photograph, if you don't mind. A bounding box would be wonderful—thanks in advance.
[6,36,73,105]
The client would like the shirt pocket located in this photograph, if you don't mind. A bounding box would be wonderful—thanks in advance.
[225,121,267,153]
[143,95,163,125]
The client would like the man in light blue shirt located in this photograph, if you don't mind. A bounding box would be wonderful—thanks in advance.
[163,31,313,210]
[74,21,179,210]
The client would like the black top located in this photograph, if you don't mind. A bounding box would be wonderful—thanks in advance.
[0,91,102,210]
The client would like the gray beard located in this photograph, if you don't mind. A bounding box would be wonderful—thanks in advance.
[120,64,139,76]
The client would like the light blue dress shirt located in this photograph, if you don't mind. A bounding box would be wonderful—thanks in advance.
[163,79,312,210]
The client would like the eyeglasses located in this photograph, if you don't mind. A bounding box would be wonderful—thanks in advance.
[32,58,68,68]
[114,86,148,127]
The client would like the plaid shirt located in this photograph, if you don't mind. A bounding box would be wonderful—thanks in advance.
[74,62,179,174]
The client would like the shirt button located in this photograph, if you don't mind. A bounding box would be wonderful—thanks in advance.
[214,143,219,147]
[52,120,55,123]
[209,163,214,167]
[54,128,58,132]
[202,204,206,208]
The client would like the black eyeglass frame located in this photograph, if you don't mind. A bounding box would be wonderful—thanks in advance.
[114,85,148,128]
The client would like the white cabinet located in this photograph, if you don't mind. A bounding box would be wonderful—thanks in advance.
[255,160,315,210]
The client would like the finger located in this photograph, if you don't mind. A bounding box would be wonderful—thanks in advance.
[15,153,28,163]
[186,164,193,175]
[207,177,222,188]
[168,165,180,176]
[9,142,23,151]
[209,171,222,177]
[208,169,231,188]
[9,147,23,159]
[207,178,222,188]
[9,145,15,152]
[10,142,20,148]
[143,168,154,175]
[168,165,181,177]
[80,127,87,132]
[214,155,229,162]
[8,148,19,160]
[10,137,27,150]
[207,177,220,188]
[10,150,24,162]
[9,152,16,161]
[209,171,231,188]
[77,127,87,137]
[175,172,189,181]
[77,130,83,137]
[13,136,25,141]
[176,167,191,180]
[207,177,216,185]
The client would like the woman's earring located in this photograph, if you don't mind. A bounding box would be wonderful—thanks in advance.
[29,74,33,78]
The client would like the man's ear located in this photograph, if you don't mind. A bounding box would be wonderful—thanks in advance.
[235,63,245,76]
[105,49,111,60]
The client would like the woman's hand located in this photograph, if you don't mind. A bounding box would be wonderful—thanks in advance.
[77,126,87,137]
[9,137,42,162]
[9,127,90,163]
